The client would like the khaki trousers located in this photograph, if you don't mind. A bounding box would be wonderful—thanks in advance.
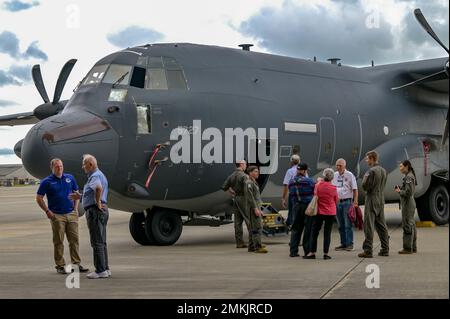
[50,211,81,267]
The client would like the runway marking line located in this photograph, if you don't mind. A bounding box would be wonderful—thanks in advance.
[319,222,402,299]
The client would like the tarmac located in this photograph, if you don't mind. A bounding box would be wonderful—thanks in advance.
[0,185,448,299]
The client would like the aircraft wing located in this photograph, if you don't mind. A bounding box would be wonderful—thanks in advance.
[0,112,39,126]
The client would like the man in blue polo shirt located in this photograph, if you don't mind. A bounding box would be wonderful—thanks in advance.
[36,158,89,274]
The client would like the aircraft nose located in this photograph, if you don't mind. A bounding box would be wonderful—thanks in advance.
[21,112,119,180]
[21,124,52,179]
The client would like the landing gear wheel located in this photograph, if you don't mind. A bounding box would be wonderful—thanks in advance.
[129,212,154,245]
[145,209,182,245]
[416,184,449,225]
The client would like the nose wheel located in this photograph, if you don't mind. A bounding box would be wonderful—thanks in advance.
[129,209,183,246]
[129,212,155,245]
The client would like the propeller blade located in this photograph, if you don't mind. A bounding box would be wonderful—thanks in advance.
[0,111,38,126]
[52,59,77,104]
[414,8,449,54]
[391,69,447,90]
[31,65,50,103]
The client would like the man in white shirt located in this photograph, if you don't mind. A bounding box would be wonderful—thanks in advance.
[281,154,301,226]
[332,158,358,251]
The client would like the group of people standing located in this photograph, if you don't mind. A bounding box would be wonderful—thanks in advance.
[36,150,418,276]
[36,155,111,279]
[280,150,419,259]
[284,150,419,259]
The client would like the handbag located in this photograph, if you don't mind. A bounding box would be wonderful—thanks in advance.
[305,195,318,216]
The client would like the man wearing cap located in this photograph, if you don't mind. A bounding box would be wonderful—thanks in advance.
[332,158,358,251]
[288,163,316,257]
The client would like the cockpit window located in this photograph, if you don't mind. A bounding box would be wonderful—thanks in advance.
[147,69,168,90]
[163,57,180,69]
[102,64,132,85]
[130,67,146,89]
[146,56,187,90]
[167,70,187,89]
[148,56,164,68]
[83,64,108,85]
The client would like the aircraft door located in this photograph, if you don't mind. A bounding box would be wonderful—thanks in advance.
[317,117,336,171]
[248,138,278,191]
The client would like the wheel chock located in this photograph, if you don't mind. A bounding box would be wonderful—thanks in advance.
[415,221,436,227]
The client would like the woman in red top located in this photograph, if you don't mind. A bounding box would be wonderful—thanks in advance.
[304,168,338,260]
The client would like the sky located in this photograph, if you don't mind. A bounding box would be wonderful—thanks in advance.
[0,0,448,164]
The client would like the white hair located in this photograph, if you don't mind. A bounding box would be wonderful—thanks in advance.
[336,158,347,167]
[323,168,335,181]
[290,154,300,165]
[83,154,98,168]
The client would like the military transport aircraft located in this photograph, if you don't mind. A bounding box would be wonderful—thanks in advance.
[0,9,448,246]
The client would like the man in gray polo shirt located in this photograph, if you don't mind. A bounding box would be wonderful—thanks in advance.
[70,154,110,279]
[332,158,358,251]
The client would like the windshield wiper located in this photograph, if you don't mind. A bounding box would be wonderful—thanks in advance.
[112,71,129,88]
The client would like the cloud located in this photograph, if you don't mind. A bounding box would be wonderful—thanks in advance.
[0,31,20,58]
[400,0,449,52]
[0,99,19,107]
[237,0,448,66]
[0,70,21,87]
[23,41,48,61]
[0,31,47,61]
[0,148,14,155]
[0,65,31,87]
[107,26,164,48]
[8,64,32,81]
[2,0,40,12]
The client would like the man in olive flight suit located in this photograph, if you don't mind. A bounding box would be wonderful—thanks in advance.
[245,166,268,253]
[358,151,390,258]
[222,160,253,248]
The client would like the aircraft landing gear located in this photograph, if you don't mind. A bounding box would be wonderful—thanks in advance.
[129,209,183,246]
[129,212,154,245]
[145,209,183,245]
[416,183,449,225]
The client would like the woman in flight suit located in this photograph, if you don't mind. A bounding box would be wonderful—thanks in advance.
[395,160,418,254]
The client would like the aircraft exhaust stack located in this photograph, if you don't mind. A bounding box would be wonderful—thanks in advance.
[327,58,341,65]
[238,44,253,51]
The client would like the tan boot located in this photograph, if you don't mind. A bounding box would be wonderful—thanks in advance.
[398,249,413,255]
[254,247,268,253]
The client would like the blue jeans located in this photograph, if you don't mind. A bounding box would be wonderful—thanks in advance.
[336,200,353,247]
[86,206,109,273]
